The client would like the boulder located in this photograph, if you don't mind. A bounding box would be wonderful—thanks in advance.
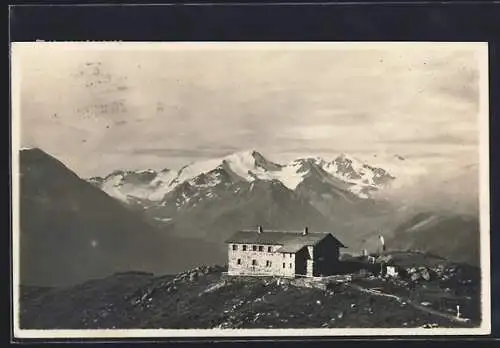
[420,268,431,281]
[410,272,421,281]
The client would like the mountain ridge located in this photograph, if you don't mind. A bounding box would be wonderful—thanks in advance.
[86,150,400,249]
[88,149,396,204]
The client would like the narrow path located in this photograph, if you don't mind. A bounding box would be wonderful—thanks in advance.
[348,283,472,325]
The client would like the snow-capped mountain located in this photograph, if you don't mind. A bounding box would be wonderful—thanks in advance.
[88,150,396,205]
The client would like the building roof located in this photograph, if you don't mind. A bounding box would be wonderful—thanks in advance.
[224,229,347,253]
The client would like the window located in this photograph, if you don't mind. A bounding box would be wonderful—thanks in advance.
[258,246,264,252]
[252,259,257,266]
[252,245,257,251]
[282,263,286,269]
[232,244,238,251]
[282,253,285,258]
[289,263,293,269]
[266,260,272,267]
[242,245,247,251]
[237,258,241,265]
[268,246,272,252]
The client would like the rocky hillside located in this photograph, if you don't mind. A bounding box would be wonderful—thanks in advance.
[19,256,481,330]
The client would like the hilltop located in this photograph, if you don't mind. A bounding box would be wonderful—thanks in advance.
[19,253,481,330]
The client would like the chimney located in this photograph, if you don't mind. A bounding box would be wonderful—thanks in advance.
[257,225,263,234]
[303,226,309,236]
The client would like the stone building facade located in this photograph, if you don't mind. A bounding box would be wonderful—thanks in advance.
[225,226,346,278]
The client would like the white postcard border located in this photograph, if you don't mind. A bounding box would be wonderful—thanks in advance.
[10,41,491,339]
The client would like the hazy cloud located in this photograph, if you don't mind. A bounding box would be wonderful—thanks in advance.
[127,146,242,159]
[13,43,485,177]
[382,133,477,145]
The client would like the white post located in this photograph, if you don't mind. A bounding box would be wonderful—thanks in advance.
[378,235,385,254]
[456,305,461,319]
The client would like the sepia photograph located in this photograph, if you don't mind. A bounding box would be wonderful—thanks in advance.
[11,42,490,338]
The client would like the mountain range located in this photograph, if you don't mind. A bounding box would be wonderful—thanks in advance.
[87,150,404,246]
[88,150,480,263]
[16,148,481,286]
[89,150,396,204]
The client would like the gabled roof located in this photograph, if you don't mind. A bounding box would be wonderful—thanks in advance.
[224,229,347,253]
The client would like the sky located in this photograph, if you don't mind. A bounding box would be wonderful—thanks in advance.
[13,42,486,178]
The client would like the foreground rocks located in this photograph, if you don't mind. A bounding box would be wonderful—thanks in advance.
[19,262,480,330]
[406,267,434,281]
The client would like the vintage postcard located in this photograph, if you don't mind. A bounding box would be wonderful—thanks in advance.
[11,42,490,338]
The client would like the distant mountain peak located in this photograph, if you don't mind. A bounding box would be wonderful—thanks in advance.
[137,169,156,174]
[90,150,397,204]
[20,146,37,151]
[19,147,46,155]
[221,149,270,164]
[335,152,348,161]
[334,152,365,165]
[232,148,260,156]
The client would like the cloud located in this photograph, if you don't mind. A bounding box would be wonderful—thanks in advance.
[14,43,484,177]
[374,162,480,217]
[282,125,344,140]
[382,133,477,146]
[126,146,242,159]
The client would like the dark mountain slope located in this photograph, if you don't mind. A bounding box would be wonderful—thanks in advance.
[18,148,215,286]
[168,179,335,244]
[388,213,480,266]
